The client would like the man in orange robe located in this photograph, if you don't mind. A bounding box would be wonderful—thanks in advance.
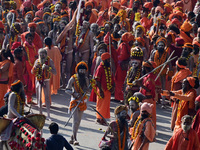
[165,115,200,150]
[21,22,43,50]
[84,2,97,24]
[170,58,192,131]
[163,77,198,133]
[0,48,14,108]
[131,102,156,150]
[23,33,38,104]
[94,52,114,125]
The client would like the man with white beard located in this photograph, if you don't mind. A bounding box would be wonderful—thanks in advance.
[165,115,200,150]
[32,48,56,121]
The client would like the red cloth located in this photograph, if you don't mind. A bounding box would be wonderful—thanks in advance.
[140,73,160,99]
[192,109,200,143]
[94,62,114,91]
[114,42,131,100]
[21,32,43,50]
[11,42,21,50]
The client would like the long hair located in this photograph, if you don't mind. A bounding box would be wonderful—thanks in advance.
[1,48,14,63]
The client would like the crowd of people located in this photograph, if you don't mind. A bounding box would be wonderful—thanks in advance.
[0,0,200,149]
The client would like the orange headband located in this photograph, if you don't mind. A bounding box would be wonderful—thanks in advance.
[156,37,167,46]
[176,60,186,69]
[187,77,195,88]
[75,61,88,73]
[11,80,21,86]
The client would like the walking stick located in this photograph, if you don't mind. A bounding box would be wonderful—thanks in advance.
[64,83,91,127]
[155,50,175,81]
[132,56,177,85]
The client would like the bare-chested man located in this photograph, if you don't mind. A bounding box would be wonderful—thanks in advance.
[75,20,94,64]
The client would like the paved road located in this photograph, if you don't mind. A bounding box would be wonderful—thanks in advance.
[29,89,173,150]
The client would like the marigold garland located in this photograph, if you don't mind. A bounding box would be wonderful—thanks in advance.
[9,35,17,48]
[90,79,102,99]
[132,117,142,140]
[14,92,24,116]
[154,50,167,74]
[126,67,141,87]
[102,62,112,90]
[177,91,190,118]
[116,120,126,150]
[75,29,89,49]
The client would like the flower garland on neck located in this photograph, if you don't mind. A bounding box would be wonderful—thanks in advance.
[75,29,89,49]
[185,54,191,61]
[14,92,24,116]
[154,50,167,74]
[35,56,51,81]
[102,62,112,90]
[73,74,88,99]
[25,42,37,67]
[132,117,142,140]
[127,67,141,87]
[116,120,126,150]
[90,79,102,99]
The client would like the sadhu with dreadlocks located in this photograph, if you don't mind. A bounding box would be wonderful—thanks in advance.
[65,61,89,146]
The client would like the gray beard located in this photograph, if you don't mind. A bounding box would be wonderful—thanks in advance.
[40,58,46,64]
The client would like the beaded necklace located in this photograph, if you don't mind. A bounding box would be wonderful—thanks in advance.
[102,62,112,90]
[127,67,141,87]
[116,120,126,150]
[132,117,142,140]
[14,92,24,116]
[9,35,17,47]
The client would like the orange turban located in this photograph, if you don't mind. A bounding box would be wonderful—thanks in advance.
[183,43,193,49]
[28,22,37,28]
[187,77,195,88]
[136,37,145,46]
[169,11,183,21]
[193,41,200,47]
[85,1,93,8]
[155,6,164,14]
[75,61,88,73]
[121,32,134,43]
[143,2,153,11]
[37,0,51,9]
[112,2,121,10]
[181,21,193,32]
[0,21,4,29]
[156,37,167,46]
[101,52,110,61]
[37,21,45,25]
[25,11,34,18]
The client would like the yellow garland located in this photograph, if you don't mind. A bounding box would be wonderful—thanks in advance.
[90,79,102,99]
[102,62,112,90]
[25,44,36,67]
[35,56,51,81]
[116,120,126,150]
[127,67,141,87]
[128,96,139,105]
[14,92,24,116]
[132,117,142,140]
[9,35,17,47]
[177,91,190,118]
[74,74,88,99]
